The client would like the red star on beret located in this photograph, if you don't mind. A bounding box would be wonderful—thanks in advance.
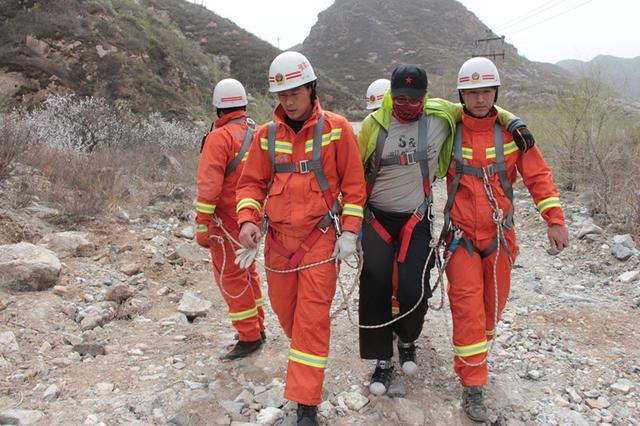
[405,76,413,84]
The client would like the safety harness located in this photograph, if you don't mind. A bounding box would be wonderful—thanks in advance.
[364,114,432,263]
[264,112,342,268]
[225,119,255,176]
[442,122,513,259]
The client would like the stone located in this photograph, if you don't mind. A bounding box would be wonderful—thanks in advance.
[120,263,141,276]
[38,341,52,354]
[0,410,45,425]
[160,313,189,325]
[72,344,105,357]
[612,244,633,261]
[220,400,246,414]
[80,312,105,331]
[168,410,199,426]
[613,234,636,249]
[105,284,134,304]
[618,271,640,283]
[95,382,114,394]
[177,291,212,319]
[175,242,207,263]
[340,391,369,411]
[159,155,182,173]
[566,386,582,403]
[527,370,542,380]
[394,398,425,426]
[586,396,610,409]
[38,231,94,258]
[52,285,69,296]
[577,223,604,239]
[554,396,571,407]
[552,409,589,426]
[254,386,286,408]
[559,293,595,303]
[178,226,195,240]
[0,331,19,355]
[234,389,253,404]
[256,407,284,425]
[610,378,634,394]
[62,333,83,346]
[43,384,60,401]
[0,242,61,291]
[318,401,336,419]
[25,35,49,56]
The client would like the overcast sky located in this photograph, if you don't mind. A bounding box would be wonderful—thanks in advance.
[201,0,636,64]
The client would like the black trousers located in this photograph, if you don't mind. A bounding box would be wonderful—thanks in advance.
[359,206,435,360]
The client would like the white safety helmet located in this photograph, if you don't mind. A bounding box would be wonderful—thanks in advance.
[365,78,390,110]
[268,51,317,93]
[212,78,248,108]
[457,57,501,90]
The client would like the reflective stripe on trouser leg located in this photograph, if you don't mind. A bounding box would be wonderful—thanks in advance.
[265,228,337,406]
[210,228,262,342]
[445,237,488,387]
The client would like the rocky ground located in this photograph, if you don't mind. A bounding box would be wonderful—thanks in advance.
[1,166,639,426]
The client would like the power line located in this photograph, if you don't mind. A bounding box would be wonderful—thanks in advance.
[495,0,566,32]
[505,0,594,37]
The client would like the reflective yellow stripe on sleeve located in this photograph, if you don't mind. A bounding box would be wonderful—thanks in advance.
[255,297,264,308]
[289,348,328,369]
[236,198,262,212]
[461,147,473,160]
[342,203,364,218]
[536,196,561,214]
[453,340,488,357]
[195,201,216,214]
[195,224,208,233]
[229,307,258,321]
[304,128,342,153]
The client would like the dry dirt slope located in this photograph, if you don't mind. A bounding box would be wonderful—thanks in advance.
[1,176,640,425]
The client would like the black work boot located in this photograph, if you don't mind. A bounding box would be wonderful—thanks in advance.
[234,331,267,341]
[222,339,263,360]
[369,359,394,395]
[397,340,418,375]
[462,386,488,423]
[296,403,318,426]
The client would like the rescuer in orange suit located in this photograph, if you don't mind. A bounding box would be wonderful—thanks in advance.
[234,51,366,426]
[195,78,265,360]
[443,57,570,422]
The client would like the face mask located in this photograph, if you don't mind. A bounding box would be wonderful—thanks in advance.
[392,100,424,123]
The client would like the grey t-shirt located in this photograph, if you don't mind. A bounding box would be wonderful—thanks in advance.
[368,115,448,213]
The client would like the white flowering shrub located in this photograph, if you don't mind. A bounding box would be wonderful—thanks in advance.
[17,94,202,152]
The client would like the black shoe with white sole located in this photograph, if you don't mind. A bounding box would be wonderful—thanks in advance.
[398,340,418,375]
[369,359,394,395]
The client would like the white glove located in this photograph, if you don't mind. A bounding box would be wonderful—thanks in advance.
[234,247,258,269]
[332,231,358,261]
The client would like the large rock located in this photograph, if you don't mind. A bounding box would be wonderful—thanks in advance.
[0,331,19,355]
[613,234,636,249]
[177,291,212,319]
[256,407,284,425]
[576,223,603,239]
[618,271,640,283]
[612,244,633,261]
[0,243,61,291]
[0,409,45,425]
[38,231,94,258]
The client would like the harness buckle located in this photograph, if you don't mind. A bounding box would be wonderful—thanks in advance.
[405,150,417,165]
[298,160,310,174]
[412,207,425,221]
[486,163,496,177]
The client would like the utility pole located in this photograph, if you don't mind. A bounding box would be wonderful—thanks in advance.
[473,32,505,62]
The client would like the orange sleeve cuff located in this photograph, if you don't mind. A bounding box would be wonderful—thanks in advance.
[341,216,363,235]
[237,208,261,228]
[544,207,566,226]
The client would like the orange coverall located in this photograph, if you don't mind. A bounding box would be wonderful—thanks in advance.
[236,101,366,405]
[445,111,565,386]
[196,110,265,342]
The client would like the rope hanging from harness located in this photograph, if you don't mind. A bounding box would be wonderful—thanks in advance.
[438,121,517,367]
